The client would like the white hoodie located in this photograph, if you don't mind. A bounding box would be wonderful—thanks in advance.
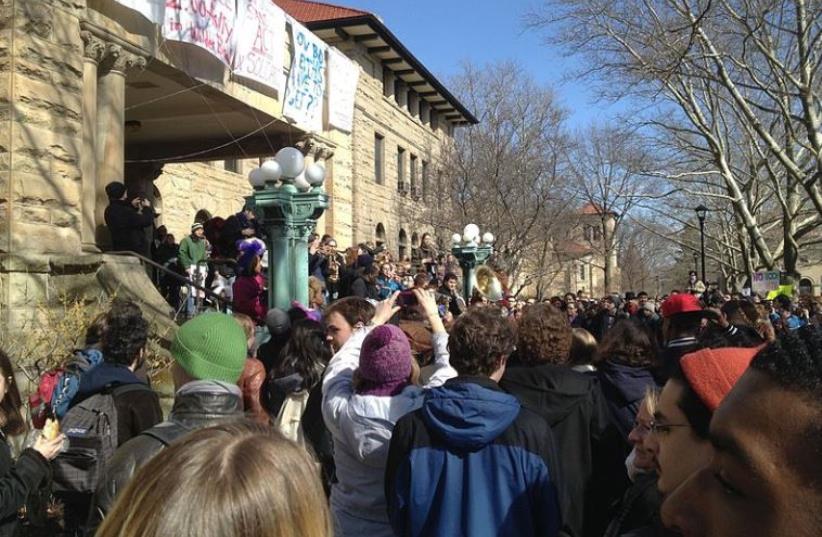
[322,326,456,536]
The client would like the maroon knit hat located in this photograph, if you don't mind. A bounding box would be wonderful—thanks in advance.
[357,325,412,396]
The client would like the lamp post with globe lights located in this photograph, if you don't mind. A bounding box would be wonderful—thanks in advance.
[450,224,496,303]
[247,147,329,311]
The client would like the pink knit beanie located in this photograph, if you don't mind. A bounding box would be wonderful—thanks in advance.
[357,325,413,396]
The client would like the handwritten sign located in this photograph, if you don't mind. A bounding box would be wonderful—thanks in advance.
[115,0,166,24]
[327,47,359,132]
[752,270,780,295]
[234,0,287,93]
[163,0,237,66]
[283,18,326,132]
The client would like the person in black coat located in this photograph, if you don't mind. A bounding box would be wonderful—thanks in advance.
[0,350,65,537]
[594,319,661,446]
[103,182,155,256]
[500,304,628,537]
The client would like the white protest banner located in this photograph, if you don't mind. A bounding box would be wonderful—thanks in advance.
[752,270,780,295]
[163,0,237,66]
[327,47,359,132]
[283,18,327,133]
[234,0,287,93]
[113,0,165,24]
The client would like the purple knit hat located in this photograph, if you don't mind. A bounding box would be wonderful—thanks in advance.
[357,325,412,396]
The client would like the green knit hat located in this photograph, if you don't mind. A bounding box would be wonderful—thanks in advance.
[171,313,247,383]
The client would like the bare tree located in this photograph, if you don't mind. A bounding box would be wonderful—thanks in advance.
[421,61,572,289]
[533,0,822,280]
[567,124,655,292]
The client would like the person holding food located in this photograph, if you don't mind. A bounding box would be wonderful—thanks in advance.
[0,349,65,536]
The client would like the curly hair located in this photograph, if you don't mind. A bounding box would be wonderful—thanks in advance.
[751,324,822,402]
[102,299,149,366]
[515,304,572,365]
[595,319,656,367]
[447,308,515,376]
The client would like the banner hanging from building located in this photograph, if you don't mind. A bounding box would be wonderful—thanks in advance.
[162,0,237,66]
[234,0,287,94]
[327,47,359,132]
[113,0,165,24]
[282,17,327,133]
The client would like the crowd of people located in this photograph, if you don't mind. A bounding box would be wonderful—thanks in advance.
[0,185,810,535]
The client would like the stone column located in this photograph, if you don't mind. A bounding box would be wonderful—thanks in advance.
[80,32,106,252]
[95,45,146,248]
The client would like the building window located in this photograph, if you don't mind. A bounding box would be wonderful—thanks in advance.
[408,91,419,117]
[410,154,418,195]
[430,109,439,131]
[421,160,429,198]
[583,225,593,241]
[579,264,586,281]
[224,159,240,173]
[593,226,602,241]
[397,147,406,193]
[383,69,393,98]
[374,134,385,184]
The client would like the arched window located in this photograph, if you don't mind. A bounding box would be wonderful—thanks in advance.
[799,277,814,296]
[376,223,387,247]
[398,229,408,261]
[194,209,212,224]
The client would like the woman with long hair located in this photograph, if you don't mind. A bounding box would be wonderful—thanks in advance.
[265,319,334,493]
[96,422,332,537]
[0,350,65,536]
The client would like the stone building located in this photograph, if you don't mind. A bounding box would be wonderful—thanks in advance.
[0,0,475,336]
[522,203,620,299]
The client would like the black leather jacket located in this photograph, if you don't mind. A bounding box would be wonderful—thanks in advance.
[87,384,244,530]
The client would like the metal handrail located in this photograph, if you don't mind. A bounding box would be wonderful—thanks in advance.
[106,251,232,308]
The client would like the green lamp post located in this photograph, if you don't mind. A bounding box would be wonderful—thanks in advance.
[247,147,328,311]
[450,223,499,303]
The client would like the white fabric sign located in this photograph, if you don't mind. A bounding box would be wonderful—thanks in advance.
[114,0,165,24]
[234,0,287,93]
[283,18,327,133]
[162,0,237,66]
[327,47,359,132]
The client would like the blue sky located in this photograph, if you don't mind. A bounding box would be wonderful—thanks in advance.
[338,0,627,127]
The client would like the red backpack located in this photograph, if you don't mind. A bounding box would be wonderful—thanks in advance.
[28,368,63,429]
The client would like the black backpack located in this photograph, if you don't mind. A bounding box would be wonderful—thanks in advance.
[52,383,151,495]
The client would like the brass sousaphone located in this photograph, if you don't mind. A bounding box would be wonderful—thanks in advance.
[474,265,504,302]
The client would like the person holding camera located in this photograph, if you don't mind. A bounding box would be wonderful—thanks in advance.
[104,182,155,256]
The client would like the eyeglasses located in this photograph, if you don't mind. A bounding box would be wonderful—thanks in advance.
[648,420,690,435]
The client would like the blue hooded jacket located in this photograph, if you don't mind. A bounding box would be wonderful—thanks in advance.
[385,377,562,537]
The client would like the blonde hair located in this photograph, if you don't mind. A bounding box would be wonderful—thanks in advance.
[97,422,332,537]
[233,312,256,340]
[640,386,660,417]
[569,328,597,367]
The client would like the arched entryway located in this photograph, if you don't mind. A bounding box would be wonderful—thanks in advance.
[398,229,408,261]
[376,223,387,248]
[799,277,814,296]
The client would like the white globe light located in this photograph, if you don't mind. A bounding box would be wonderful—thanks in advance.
[305,163,326,186]
[248,167,266,189]
[260,159,283,183]
[463,223,480,242]
[275,147,305,178]
[452,233,462,244]
[294,170,311,192]
[482,232,495,244]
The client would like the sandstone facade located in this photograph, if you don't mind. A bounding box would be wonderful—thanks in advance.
[0,0,466,338]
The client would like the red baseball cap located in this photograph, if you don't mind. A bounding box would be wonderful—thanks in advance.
[660,293,716,319]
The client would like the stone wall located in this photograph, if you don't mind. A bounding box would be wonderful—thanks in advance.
[338,40,450,252]
[155,160,255,240]
[1,0,87,329]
